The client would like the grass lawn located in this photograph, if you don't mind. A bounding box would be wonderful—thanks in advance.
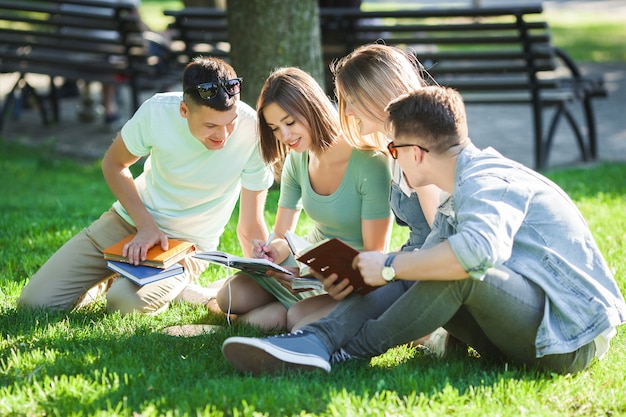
[1,141,625,416]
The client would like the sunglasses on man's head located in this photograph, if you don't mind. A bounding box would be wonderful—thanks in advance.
[387,141,430,159]
[184,77,243,100]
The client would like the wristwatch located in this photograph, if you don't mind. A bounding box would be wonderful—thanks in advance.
[381,254,397,282]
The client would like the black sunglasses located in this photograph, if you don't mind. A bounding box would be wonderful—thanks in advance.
[184,77,243,99]
[387,141,430,159]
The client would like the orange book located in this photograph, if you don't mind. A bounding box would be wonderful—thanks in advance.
[103,234,196,269]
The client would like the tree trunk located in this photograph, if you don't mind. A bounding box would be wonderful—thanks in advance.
[226,0,324,107]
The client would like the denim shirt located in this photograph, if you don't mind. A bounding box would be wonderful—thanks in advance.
[424,144,626,357]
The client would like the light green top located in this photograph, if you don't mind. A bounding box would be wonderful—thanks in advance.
[279,148,392,250]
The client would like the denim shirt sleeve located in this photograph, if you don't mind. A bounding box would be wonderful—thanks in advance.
[447,168,532,281]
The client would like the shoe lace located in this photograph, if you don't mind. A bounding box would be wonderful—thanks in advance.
[330,348,352,364]
[274,329,306,339]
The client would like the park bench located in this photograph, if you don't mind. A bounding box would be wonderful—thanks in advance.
[163,7,229,66]
[319,5,607,170]
[161,4,606,170]
[0,0,177,132]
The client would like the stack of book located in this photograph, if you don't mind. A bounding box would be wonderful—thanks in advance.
[103,234,194,285]
[105,260,185,286]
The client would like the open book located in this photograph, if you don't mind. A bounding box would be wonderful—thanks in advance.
[295,237,376,295]
[103,234,196,269]
[193,251,294,276]
[284,231,319,278]
[285,231,314,257]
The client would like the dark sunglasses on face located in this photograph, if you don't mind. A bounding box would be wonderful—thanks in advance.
[184,77,243,99]
[387,141,430,159]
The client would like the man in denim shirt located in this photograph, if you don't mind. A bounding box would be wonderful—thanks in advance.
[222,87,626,375]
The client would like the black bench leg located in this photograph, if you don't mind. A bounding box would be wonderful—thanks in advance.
[545,103,590,168]
[33,88,49,126]
[0,76,50,133]
[583,97,598,160]
[532,95,545,171]
[562,106,589,162]
[542,104,565,170]
[20,80,50,126]
[0,89,17,134]
[48,77,60,123]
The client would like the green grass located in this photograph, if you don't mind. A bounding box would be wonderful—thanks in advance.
[535,10,626,63]
[548,20,626,63]
[1,142,626,416]
[140,0,183,32]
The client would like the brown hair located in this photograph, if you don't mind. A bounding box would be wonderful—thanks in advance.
[386,87,468,154]
[182,56,238,111]
[257,67,341,165]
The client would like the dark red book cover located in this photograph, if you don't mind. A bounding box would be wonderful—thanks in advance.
[296,238,376,295]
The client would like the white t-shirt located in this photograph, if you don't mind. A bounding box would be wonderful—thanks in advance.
[112,92,274,250]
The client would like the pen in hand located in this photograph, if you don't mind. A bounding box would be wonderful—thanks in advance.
[256,232,275,260]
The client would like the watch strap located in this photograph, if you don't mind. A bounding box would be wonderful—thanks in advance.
[384,253,397,267]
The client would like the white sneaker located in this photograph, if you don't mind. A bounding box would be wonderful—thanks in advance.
[422,327,449,358]
[174,280,225,306]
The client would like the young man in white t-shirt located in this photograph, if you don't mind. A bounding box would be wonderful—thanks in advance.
[18,56,274,314]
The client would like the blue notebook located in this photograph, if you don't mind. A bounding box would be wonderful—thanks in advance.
[106,261,184,286]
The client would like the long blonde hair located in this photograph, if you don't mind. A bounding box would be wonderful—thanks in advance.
[331,44,427,152]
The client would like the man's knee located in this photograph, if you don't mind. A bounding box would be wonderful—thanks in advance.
[18,290,52,310]
[18,282,70,311]
[106,278,168,315]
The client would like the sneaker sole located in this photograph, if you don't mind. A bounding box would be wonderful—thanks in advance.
[222,337,331,375]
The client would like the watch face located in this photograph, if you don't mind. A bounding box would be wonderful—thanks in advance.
[382,266,395,281]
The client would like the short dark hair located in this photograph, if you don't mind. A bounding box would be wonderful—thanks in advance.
[182,56,238,111]
[386,86,468,153]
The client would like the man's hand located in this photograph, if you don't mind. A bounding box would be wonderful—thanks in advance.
[123,228,168,265]
[353,251,389,287]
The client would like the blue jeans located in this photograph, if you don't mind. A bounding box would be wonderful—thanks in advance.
[303,265,596,374]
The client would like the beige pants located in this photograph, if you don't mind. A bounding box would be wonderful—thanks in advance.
[18,209,208,314]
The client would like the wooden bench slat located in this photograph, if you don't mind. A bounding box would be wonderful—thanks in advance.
[319,5,544,19]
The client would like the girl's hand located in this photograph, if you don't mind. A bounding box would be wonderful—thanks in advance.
[267,266,301,293]
[308,269,354,301]
[252,238,278,261]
